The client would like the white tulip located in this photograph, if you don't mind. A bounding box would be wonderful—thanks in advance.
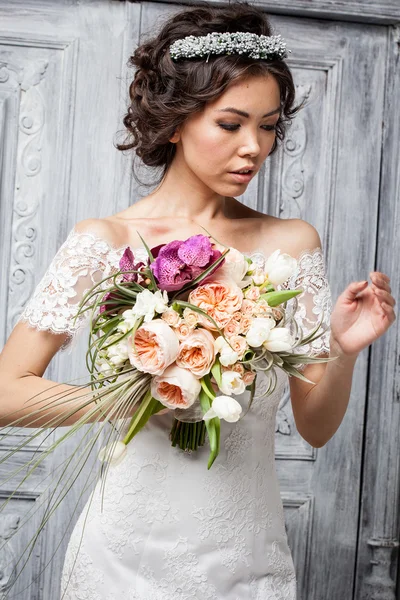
[216,247,249,284]
[98,440,127,465]
[202,395,243,423]
[263,327,294,352]
[219,349,239,367]
[220,370,246,396]
[245,316,276,347]
[264,249,298,287]
[214,336,238,366]
[251,267,266,285]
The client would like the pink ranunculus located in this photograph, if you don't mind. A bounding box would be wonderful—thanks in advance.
[182,307,198,328]
[174,320,195,341]
[253,299,273,317]
[151,363,201,409]
[239,314,253,334]
[161,308,181,327]
[127,319,179,376]
[241,298,256,315]
[188,279,244,330]
[231,311,243,322]
[243,370,256,386]
[223,318,241,338]
[227,334,248,360]
[175,328,216,378]
[244,286,261,301]
[231,362,245,376]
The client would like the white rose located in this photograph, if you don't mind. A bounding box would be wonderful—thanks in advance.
[202,395,243,423]
[264,249,298,286]
[98,440,127,465]
[263,327,293,352]
[220,370,246,396]
[245,316,276,347]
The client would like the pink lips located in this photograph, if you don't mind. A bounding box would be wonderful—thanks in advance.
[229,171,254,183]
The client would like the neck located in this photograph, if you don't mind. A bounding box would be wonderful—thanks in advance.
[138,160,229,222]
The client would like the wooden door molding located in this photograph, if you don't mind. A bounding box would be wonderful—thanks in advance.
[354,24,400,600]
[123,0,400,25]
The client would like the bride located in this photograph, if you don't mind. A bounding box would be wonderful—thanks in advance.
[0,2,395,599]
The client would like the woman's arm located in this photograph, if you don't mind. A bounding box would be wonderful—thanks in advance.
[289,335,358,447]
[0,375,113,428]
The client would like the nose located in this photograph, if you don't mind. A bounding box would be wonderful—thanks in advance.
[238,130,261,157]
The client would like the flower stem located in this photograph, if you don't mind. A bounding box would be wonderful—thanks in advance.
[122,389,164,445]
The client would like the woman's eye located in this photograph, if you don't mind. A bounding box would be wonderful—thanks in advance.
[218,123,277,132]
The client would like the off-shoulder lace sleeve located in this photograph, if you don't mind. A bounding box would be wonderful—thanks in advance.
[279,246,333,372]
[16,227,123,354]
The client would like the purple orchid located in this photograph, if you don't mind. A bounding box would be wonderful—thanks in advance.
[100,247,147,314]
[149,234,224,292]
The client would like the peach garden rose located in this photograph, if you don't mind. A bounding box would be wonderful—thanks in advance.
[188,279,244,330]
[150,363,201,409]
[175,328,216,378]
[127,319,179,376]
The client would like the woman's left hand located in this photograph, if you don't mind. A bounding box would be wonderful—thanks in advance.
[329,271,396,357]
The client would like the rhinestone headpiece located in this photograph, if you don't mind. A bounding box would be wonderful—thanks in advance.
[169,32,290,62]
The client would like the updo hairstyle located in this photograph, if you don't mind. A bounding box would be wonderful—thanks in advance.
[115,1,302,186]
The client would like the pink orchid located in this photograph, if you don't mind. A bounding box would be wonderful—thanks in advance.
[149,234,224,292]
[100,247,147,314]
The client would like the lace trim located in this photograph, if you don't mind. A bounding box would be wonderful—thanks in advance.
[16,228,135,351]
[17,228,332,362]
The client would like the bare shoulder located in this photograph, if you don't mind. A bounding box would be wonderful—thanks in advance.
[74,217,124,247]
[259,216,322,256]
[286,218,323,250]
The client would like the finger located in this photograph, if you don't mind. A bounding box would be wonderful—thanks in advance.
[370,271,390,282]
[345,280,368,300]
[372,288,396,307]
[381,302,397,323]
[370,273,391,292]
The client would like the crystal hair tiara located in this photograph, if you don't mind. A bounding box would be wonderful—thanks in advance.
[169,31,289,62]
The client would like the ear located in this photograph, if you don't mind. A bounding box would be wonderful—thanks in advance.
[169,126,181,143]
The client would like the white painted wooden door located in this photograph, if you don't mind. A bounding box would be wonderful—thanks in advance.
[0,2,396,599]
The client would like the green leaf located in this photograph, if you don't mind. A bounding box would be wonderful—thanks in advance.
[199,383,220,470]
[259,288,303,307]
[210,358,222,388]
[123,389,165,444]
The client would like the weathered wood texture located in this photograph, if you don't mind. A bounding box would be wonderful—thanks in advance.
[354,24,400,600]
[0,1,399,599]
[129,0,400,24]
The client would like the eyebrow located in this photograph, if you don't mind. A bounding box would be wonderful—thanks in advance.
[215,106,281,118]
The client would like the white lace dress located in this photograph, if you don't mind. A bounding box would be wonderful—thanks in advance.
[17,227,333,600]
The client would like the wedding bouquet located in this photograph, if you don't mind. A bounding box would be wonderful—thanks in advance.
[69,231,333,470]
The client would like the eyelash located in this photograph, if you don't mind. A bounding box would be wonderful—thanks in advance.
[218,123,277,132]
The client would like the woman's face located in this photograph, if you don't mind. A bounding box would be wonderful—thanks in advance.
[172,74,281,195]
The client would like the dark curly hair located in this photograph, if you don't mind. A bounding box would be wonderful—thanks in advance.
[115,0,302,187]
